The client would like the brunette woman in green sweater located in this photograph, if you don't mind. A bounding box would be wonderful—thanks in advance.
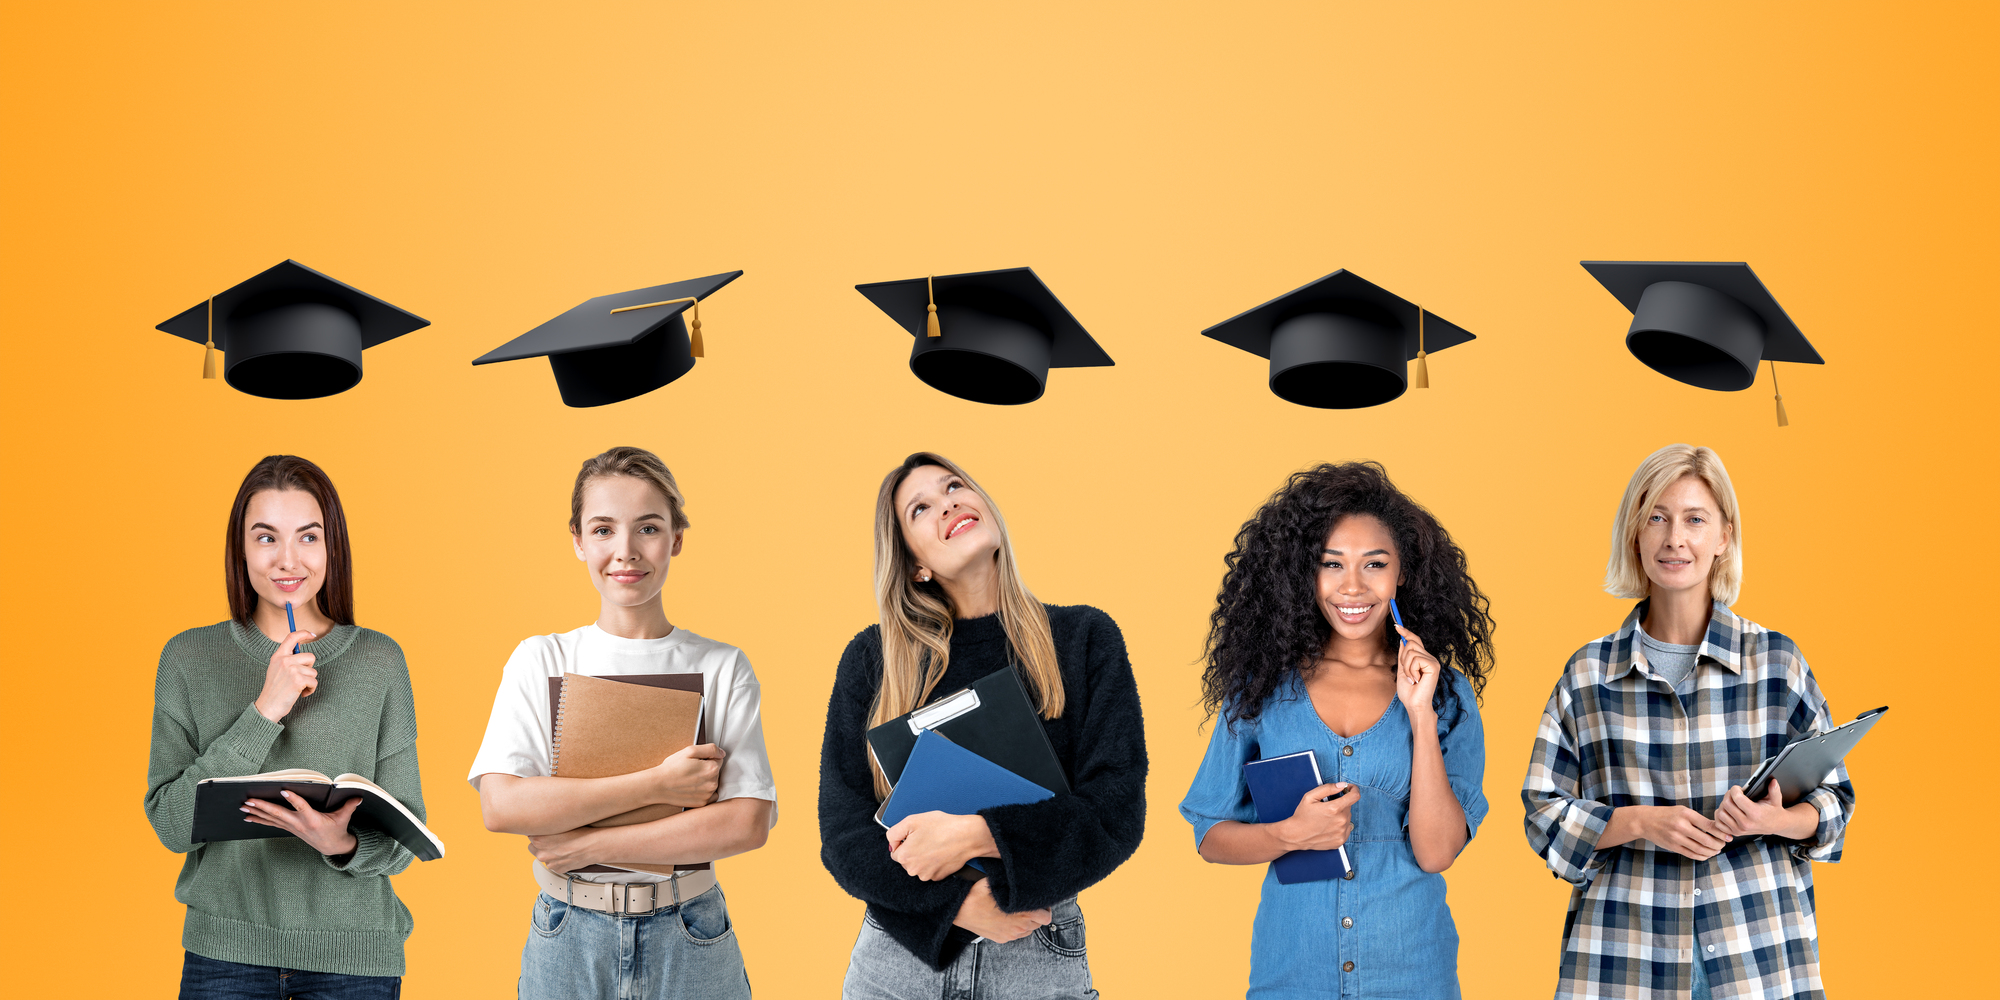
[145,455,426,999]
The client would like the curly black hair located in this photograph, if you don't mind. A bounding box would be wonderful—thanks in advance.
[1202,461,1495,730]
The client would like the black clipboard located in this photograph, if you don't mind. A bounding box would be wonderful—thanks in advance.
[865,666,1070,796]
[1743,705,1888,805]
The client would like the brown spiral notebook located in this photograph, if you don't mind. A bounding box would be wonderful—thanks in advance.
[550,671,708,875]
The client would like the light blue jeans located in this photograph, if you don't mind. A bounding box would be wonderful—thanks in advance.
[841,897,1096,1000]
[520,883,749,1000]
[1691,956,1712,1000]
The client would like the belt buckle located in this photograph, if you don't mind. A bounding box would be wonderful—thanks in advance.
[612,880,659,916]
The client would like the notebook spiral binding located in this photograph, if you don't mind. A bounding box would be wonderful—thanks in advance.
[551,676,571,775]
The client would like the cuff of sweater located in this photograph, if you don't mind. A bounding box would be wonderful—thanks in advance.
[868,881,975,971]
[217,704,284,772]
[323,828,403,876]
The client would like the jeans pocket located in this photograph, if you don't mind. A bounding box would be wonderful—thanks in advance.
[677,887,735,945]
[531,894,570,939]
[1035,915,1088,959]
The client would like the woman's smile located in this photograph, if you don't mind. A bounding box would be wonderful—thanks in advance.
[270,576,307,594]
[607,568,649,585]
[945,513,980,539]
[1330,601,1377,624]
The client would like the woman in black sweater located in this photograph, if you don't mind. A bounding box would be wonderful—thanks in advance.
[819,452,1147,999]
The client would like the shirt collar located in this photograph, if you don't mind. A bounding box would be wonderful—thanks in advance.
[1608,599,1745,681]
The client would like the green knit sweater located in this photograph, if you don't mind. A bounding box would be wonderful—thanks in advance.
[145,620,425,977]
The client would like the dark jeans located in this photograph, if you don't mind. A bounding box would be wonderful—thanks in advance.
[180,952,402,1000]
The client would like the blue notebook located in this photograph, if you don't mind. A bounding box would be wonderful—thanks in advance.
[877,729,1058,873]
[878,728,1057,827]
[1243,750,1352,884]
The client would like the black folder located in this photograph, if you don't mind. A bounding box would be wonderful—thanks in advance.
[1744,705,1888,805]
[866,666,1070,795]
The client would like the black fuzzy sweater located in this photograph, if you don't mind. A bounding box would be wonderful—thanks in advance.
[817,604,1148,969]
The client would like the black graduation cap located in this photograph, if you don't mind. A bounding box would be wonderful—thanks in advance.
[855,267,1114,405]
[156,260,428,399]
[1202,270,1474,409]
[473,271,742,407]
[1582,261,1822,401]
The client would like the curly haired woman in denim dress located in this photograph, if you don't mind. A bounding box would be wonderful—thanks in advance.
[1181,462,1495,999]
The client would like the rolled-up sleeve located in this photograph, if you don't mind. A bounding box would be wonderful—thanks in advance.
[1787,655,1856,862]
[1439,675,1489,845]
[1522,683,1613,885]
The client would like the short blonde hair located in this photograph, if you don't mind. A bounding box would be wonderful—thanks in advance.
[1605,444,1742,605]
[568,446,691,535]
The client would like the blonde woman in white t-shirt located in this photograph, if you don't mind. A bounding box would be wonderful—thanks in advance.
[469,446,777,1000]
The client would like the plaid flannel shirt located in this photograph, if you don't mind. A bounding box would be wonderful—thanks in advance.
[1523,601,1855,1000]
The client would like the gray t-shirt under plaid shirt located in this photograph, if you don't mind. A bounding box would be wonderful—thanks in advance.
[1637,624,1701,694]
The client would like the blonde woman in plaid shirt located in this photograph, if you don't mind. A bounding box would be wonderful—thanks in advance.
[1523,445,1856,1000]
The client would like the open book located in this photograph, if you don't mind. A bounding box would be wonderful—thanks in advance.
[193,768,446,862]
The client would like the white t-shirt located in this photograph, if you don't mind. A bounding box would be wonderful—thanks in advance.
[467,623,777,884]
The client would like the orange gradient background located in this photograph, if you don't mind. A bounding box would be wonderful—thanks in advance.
[2,2,1993,996]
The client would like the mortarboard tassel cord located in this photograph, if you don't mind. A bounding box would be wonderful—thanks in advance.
[926,275,941,338]
[1770,359,1789,427]
[609,296,705,357]
[1414,306,1430,389]
[202,297,218,379]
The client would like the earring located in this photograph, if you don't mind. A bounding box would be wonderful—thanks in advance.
[916,572,931,583]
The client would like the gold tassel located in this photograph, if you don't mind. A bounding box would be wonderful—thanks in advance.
[1770,360,1789,427]
[925,275,941,338]
[609,295,705,357]
[1413,305,1430,389]
[202,296,218,379]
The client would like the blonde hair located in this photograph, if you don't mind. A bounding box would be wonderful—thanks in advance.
[868,452,1064,798]
[569,446,691,535]
[1605,444,1742,605]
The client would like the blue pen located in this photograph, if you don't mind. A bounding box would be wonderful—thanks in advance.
[285,601,300,653]
[1388,598,1407,646]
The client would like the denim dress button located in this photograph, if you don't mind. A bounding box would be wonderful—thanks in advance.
[1342,961,1355,972]
[1342,869,1355,881]
[1341,745,1353,756]
[1341,917,1353,929]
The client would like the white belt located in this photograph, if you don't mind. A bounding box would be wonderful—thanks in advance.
[532,860,717,915]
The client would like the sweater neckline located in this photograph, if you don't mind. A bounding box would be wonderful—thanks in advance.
[229,617,360,664]
[950,612,1007,643]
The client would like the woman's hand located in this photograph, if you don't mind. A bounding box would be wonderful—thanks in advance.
[1274,782,1358,851]
[241,790,359,857]
[254,631,319,722]
[950,877,1051,943]
[527,827,600,875]
[1640,805,1732,860]
[1713,783,1816,840]
[650,744,726,808]
[1393,624,1441,724]
[886,812,998,881]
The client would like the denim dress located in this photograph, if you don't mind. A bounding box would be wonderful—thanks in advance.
[1180,669,1487,1000]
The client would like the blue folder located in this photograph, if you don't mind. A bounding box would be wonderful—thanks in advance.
[877,729,1057,873]
[1243,750,1352,884]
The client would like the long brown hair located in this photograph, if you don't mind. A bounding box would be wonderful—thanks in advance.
[868,452,1063,798]
[224,455,355,626]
